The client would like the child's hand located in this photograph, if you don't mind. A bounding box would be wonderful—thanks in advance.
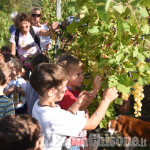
[93,76,102,91]
[102,87,118,104]
[76,90,92,105]
[9,85,17,93]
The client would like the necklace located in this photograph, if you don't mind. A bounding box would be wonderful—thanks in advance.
[67,86,78,98]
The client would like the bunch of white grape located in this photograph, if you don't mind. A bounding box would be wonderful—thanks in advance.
[121,93,129,101]
[132,83,144,117]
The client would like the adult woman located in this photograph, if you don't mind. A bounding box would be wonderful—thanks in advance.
[10,13,59,79]
[31,7,52,54]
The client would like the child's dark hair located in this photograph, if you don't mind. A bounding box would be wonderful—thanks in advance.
[30,63,68,96]
[31,53,49,70]
[4,53,16,63]
[0,114,42,150]
[0,61,10,86]
[57,54,84,73]
[0,46,11,54]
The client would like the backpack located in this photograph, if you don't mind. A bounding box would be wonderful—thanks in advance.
[15,26,41,56]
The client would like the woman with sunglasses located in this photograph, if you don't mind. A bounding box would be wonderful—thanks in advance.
[10,12,59,80]
[31,7,52,54]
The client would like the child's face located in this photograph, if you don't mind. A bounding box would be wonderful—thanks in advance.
[9,66,19,80]
[55,80,68,102]
[68,65,84,89]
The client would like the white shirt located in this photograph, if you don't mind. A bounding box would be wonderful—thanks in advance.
[39,24,52,52]
[5,77,26,109]
[32,100,87,150]
[10,26,41,56]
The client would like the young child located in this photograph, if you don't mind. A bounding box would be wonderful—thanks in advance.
[0,46,11,55]
[25,53,49,116]
[0,114,43,150]
[57,54,102,149]
[0,61,15,119]
[4,58,27,114]
[30,63,118,150]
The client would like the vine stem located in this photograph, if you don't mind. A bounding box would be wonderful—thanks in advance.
[126,0,140,31]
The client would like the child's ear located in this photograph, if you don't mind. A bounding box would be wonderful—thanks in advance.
[47,88,55,97]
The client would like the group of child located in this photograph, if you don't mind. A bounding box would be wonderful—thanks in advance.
[0,46,118,150]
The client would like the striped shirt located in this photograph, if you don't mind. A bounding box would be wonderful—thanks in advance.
[0,95,15,119]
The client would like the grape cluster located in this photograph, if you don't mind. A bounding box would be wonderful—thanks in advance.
[132,83,144,117]
[121,93,129,101]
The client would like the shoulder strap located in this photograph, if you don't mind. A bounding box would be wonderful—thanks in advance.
[15,29,20,56]
[30,27,41,52]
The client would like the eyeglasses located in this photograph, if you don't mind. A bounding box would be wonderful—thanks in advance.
[32,14,41,17]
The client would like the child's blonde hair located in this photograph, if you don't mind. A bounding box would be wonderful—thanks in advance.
[7,58,23,73]
[57,54,84,73]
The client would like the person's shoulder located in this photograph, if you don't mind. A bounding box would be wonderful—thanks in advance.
[17,77,26,83]
[32,26,41,31]
[0,95,13,103]
[41,24,49,30]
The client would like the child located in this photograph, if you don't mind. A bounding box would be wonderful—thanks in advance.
[4,58,27,114]
[3,53,16,63]
[57,54,102,149]
[0,46,11,55]
[0,61,15,119]
[30,63,118,150]
[0,114,43,150]
[25,53,49,116]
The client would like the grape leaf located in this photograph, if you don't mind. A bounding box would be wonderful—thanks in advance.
[97,5,108,22]
[137,7,149,17]
[117,84,130,94]
[115,98,123,105]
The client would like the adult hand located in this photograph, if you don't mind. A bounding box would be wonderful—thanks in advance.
[50,22,60,31]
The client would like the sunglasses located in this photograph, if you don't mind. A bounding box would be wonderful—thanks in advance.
[32,14,41,17]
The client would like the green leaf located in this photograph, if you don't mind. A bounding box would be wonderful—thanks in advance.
[100,119,107,128]
[116,51,124,62]
[117,19,123,41]
[93,0,106,3]
[97,5,108,22]
[106,109,111,117]
[88,26,99,34]
[138,77,144,85]
[141,24,150,34]
[131,0,141,6]
[137,53,146,61]
[133,46,138,57]
[108,75,119,88]
[117,84,130,94]
[118,75,134,86]
[105,0,112,11]
[113,5,126,14]
[137,7,149,17]
[115,98,123,105]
